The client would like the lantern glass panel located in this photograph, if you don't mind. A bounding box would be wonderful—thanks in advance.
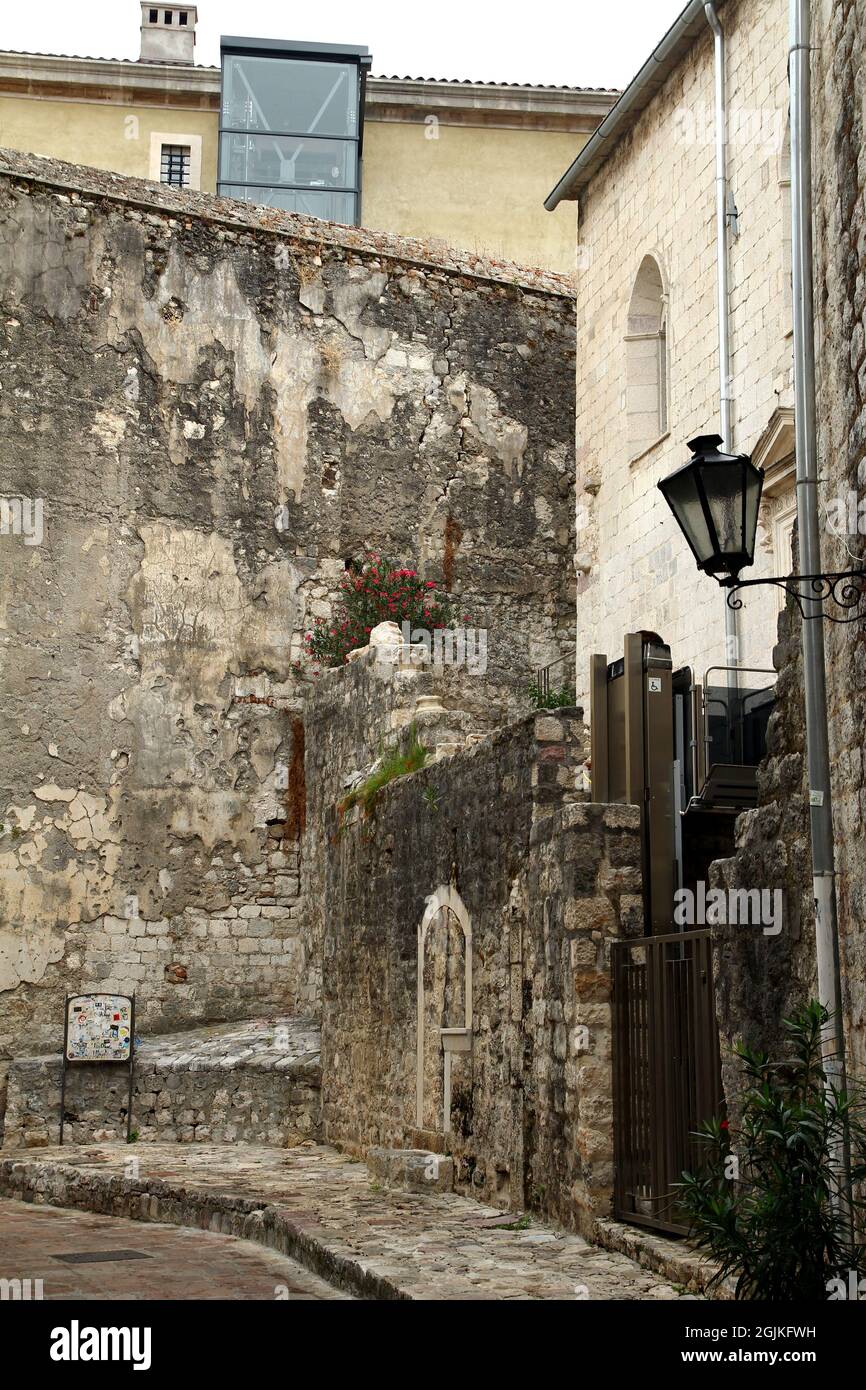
[743,465,762,563]
[698,462,745,559]
[661,467,715,566]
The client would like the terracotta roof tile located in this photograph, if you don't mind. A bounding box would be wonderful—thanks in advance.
[0,49,616,93]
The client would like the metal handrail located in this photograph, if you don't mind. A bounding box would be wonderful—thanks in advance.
[701,666,776,771]
[533,649,577,699]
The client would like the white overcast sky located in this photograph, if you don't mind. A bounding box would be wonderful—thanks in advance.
[1,1,689,90]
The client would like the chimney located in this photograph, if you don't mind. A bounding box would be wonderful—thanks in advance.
[139,4,198,65]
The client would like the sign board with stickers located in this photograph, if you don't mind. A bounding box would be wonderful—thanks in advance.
[60,993,136,1144]
[66,994,133,1062]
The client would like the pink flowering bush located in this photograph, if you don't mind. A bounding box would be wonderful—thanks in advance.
[304,552,462,668]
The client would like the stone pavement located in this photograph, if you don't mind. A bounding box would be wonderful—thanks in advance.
[0,1142,696,1300]
[0,1197,349,1299]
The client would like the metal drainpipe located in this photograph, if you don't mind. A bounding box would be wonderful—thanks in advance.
[705,4,740,685]
[789,0,851,1219]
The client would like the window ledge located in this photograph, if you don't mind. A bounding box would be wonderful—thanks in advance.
[629,431,671,468]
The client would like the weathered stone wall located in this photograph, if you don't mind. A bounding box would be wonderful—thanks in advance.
[709,601,818,1102]
[522,801,642,1230]
[2,1018,321,1151]
[302,645,590,1012]
[812,0,866,1080]
[314,658,639,1235]
[0,149,576,1101]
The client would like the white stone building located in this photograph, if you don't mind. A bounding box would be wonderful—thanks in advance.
[547,0,795,701]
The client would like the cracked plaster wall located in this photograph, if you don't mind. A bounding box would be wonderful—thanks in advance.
[0,153,576,1117]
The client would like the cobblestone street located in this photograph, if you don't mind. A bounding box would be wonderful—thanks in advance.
[0,1198,350,1300]
[0,1143,695,1300]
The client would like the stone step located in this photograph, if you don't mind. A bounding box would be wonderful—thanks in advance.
[366,1146,454,1194]
[2,1016,322,1151]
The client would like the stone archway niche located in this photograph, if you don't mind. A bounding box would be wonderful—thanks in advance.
[416,886,473,1132]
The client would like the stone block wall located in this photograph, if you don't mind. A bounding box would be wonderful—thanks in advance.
[313,656,639,1235]
[300,642,501,1007]
[523,802,642,1229]
[708,602,818,1105]
[812,0,866,1080]
[3,1018,322,1150]
[0,147,576,1104]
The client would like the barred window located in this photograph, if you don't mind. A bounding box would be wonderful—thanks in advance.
[160,144,191,188]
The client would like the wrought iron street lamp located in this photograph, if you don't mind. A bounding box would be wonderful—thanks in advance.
[659,435,866,624]
[658,434,763,583]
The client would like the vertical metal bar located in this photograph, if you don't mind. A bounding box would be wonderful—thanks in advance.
[590,653,610,803]
[789,0,852,1224]
[59,995,70,1147]
[639,953,650,1202]
[613,945,624,1215]
[126,994,136,1143]
[650,940,667,1217]
[686,938,704,1195]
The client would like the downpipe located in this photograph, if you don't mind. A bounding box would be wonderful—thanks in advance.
[705,4,740,682]
[789,0,852,1227]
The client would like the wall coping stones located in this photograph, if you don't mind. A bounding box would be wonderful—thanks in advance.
[2,1017,323,1151]
[0,146,576,298]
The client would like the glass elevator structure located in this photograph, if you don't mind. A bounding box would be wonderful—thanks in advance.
[218,36,371,224]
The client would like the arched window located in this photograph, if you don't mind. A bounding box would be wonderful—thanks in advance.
[780,121,793,333]
[626,255,669,459]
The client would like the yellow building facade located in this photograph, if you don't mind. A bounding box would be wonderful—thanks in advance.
[0,40,613,273]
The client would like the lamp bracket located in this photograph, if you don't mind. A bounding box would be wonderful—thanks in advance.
[724,570,866,625]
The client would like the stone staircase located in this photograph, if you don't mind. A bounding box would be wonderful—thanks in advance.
[2,1016,321,1150]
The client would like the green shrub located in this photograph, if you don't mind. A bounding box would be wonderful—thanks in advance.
[304,552,463,668]
[528,680,576,710]
[678,1001,866,1300]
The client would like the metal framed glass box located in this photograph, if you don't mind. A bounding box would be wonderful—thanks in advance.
[218,36,371,225]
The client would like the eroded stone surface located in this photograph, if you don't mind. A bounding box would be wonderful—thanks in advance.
[0,148,576,1082]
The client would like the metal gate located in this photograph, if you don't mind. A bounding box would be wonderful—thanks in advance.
[612,929,724,1235]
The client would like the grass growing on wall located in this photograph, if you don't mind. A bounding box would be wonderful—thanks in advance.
[338,725,429,820]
